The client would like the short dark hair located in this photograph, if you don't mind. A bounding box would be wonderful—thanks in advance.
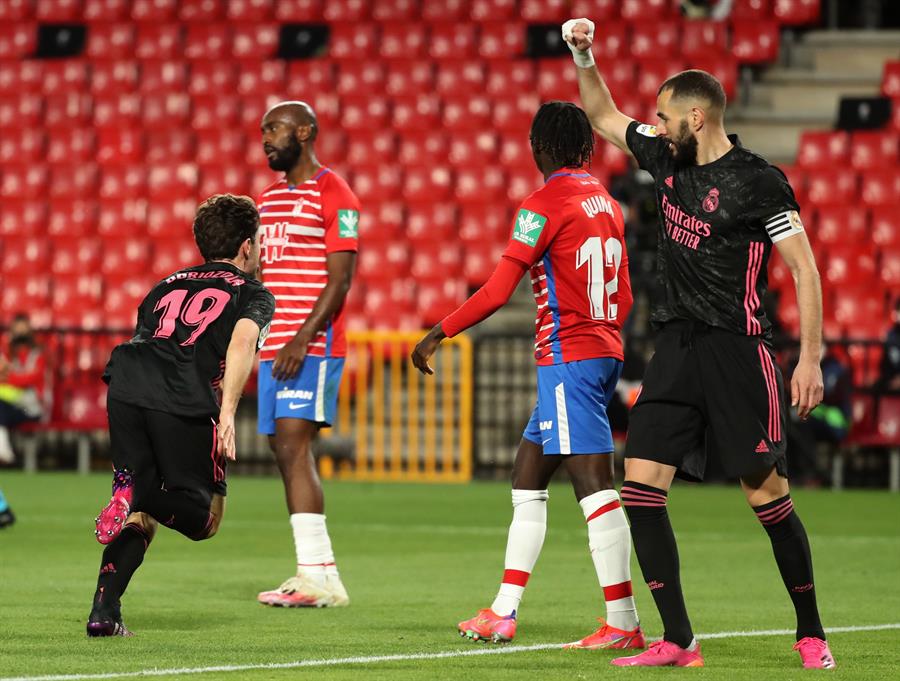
[658,69,727,113]
[529,101,595,169]
[192,194,259,262]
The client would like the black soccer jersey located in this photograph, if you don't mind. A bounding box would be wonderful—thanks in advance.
[104,262,275,418]
[625,120,804,336]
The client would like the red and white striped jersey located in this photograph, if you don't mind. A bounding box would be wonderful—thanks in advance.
[257,167,359,362]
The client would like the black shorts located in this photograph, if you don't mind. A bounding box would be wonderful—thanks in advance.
[625,321,788,481]
[107,398,226,510]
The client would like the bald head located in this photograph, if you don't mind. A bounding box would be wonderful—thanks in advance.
[263,100,318,137]
[261,101,319,172]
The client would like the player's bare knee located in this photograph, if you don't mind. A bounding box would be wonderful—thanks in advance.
[124,511,158,542]
[741,465,789,507]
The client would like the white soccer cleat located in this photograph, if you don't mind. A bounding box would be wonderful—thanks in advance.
[257,574,349,608]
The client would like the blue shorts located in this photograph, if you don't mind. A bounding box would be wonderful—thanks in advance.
[257,357,345,435]
[523,357,622,455]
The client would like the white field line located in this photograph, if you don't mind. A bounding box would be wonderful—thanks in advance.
[2,623,899,681]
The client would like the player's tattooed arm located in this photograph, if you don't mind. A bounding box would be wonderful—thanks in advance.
[272,251,356,381]
[562,18,634,152]
[218,318,262,461]
[775,232,824,420]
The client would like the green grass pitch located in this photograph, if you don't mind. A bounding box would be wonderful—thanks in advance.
[0,472,898,680]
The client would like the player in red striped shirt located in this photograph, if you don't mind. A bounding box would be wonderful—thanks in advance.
[254,102,358,608]
[412,102,643,649]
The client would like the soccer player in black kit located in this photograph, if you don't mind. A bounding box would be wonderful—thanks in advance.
[561,18,835,670]
[86,194,275,636]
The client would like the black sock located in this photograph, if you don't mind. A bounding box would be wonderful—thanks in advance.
[753,495,825,641]
[621,481,694,648]
[92,524,151,614]
[138,489,213,540]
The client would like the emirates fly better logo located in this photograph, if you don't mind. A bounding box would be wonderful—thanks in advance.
[512,209,547,247]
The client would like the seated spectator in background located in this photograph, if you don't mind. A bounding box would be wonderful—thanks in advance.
[877,298,900,392]
[0,313,47,463]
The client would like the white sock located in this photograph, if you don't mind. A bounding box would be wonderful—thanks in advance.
[290,513,336,585]
[490,489,548,617]
[579,489,639,631]
[0,426,13,463]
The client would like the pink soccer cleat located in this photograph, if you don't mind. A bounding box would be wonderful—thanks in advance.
[793,637,836,669]
[257,574,349,608]
[564,619,646,650]
[457,608,517,643]
[611,640,704,667]
[94,469,133,545]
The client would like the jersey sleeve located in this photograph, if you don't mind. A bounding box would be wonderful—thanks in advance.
[321,175,360,254]
[746,166,804,243]
[239,286,276,350]
[625,120,670,178]
[501,198,557,267]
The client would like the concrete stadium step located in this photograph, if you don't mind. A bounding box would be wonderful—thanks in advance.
[794,30,900,79]
[749,70,880,118]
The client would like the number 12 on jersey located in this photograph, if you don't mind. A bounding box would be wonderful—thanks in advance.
[576,237,623,321]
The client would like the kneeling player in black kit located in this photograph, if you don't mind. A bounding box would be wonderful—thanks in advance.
[87,194,275,636]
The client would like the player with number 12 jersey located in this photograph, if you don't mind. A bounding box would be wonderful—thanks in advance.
[412,102,641,650]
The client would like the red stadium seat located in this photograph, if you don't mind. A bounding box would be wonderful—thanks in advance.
[0,94,39,130]
[442,95,492,131]
[731,21,780,63]
[197,166,250,199]
[366,200,406,240]
[455,166,506,202]
[351,165,403,202]
[84,0,131,20]
[463,241,505,287]
[135,24,184,60]
[0,164,48,200]
[685,56,739,100]
[871,207,900,248]
[637,58,685,99]
[631,20,681,59]
[90,59,140,93]
[273,0,320,21]
[179,0,225,21]
[44,92,92,127]
[470,0,516,21]
[328,22,379,60]
[102,238,153,277]
[364,286,420,331]
[486,60,535,97]
[435,59,485,94]
[797,131,850,168]
[0,24,35,59]
[232,23,280,60]
[357,240,411,282]
[498,132,531,169]
[227,0,274,20]
[774,0,821,25]
[448,130,499,166]
[478,21,526,60]
[520,0,567,22]
[0,277,52,328]
[36,0,81,21]
[823,244,876,288]
[880,247,900,288]
[883,61,900,98]
[459,202,510,246]
[2,237,52,272]
[286,60,336,95]
[345,130,396,166]
[0,0,32,21]
[429,24,479,59]
[188,61,237,95]
[151,238,199,279]
[416,279,467,326]
[142,93,192,129]
[50,238,103,274]
[589,22,629,60]
[146,197,196,239]
[813,203,869,247]
[806,167,857,204]
[383,60,434,97]
[41,60,89,94]
[379,23,427,60]
[681,21,729,59]
[145,129,196,164]
[49,164,99,200]
[423,0,468,21]
[621,0,677,19]
[48,200,98,239]
[0,200,45,237]
[191,95,241,131]
[492,92,541,132]
[777,164,808,208]
[571,0,623,19]
[184,24,231,60]
[94,93,142,129]
[98,166,147,200]
[50,273,104,315]
[336,61,385,96]
[0,128,44,163]
[507,167,543,204]
[537,59,578,101]
[147,162,199,200]
[731,0,772,19]
[132,0,179,21]
[860,168,900,207]
[85,23,135,59]
[406,203,457,246]
[322,0,369,21]
[236,60,285,96]
[341,96,389,131]
[398,130,448,166]
[392,94,442,131]
[140,59,189,93]
[402,165,453,202]
[194,130,244,167]
[372,0,416,21]
[315,131,346,164]
[850,131,899,169]
[832,289,888,339]
[97,198,147,237]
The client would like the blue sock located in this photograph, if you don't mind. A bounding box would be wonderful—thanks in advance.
[0,489,9,513]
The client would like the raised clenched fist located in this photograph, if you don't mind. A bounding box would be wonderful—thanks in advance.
[562,18,595,52]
